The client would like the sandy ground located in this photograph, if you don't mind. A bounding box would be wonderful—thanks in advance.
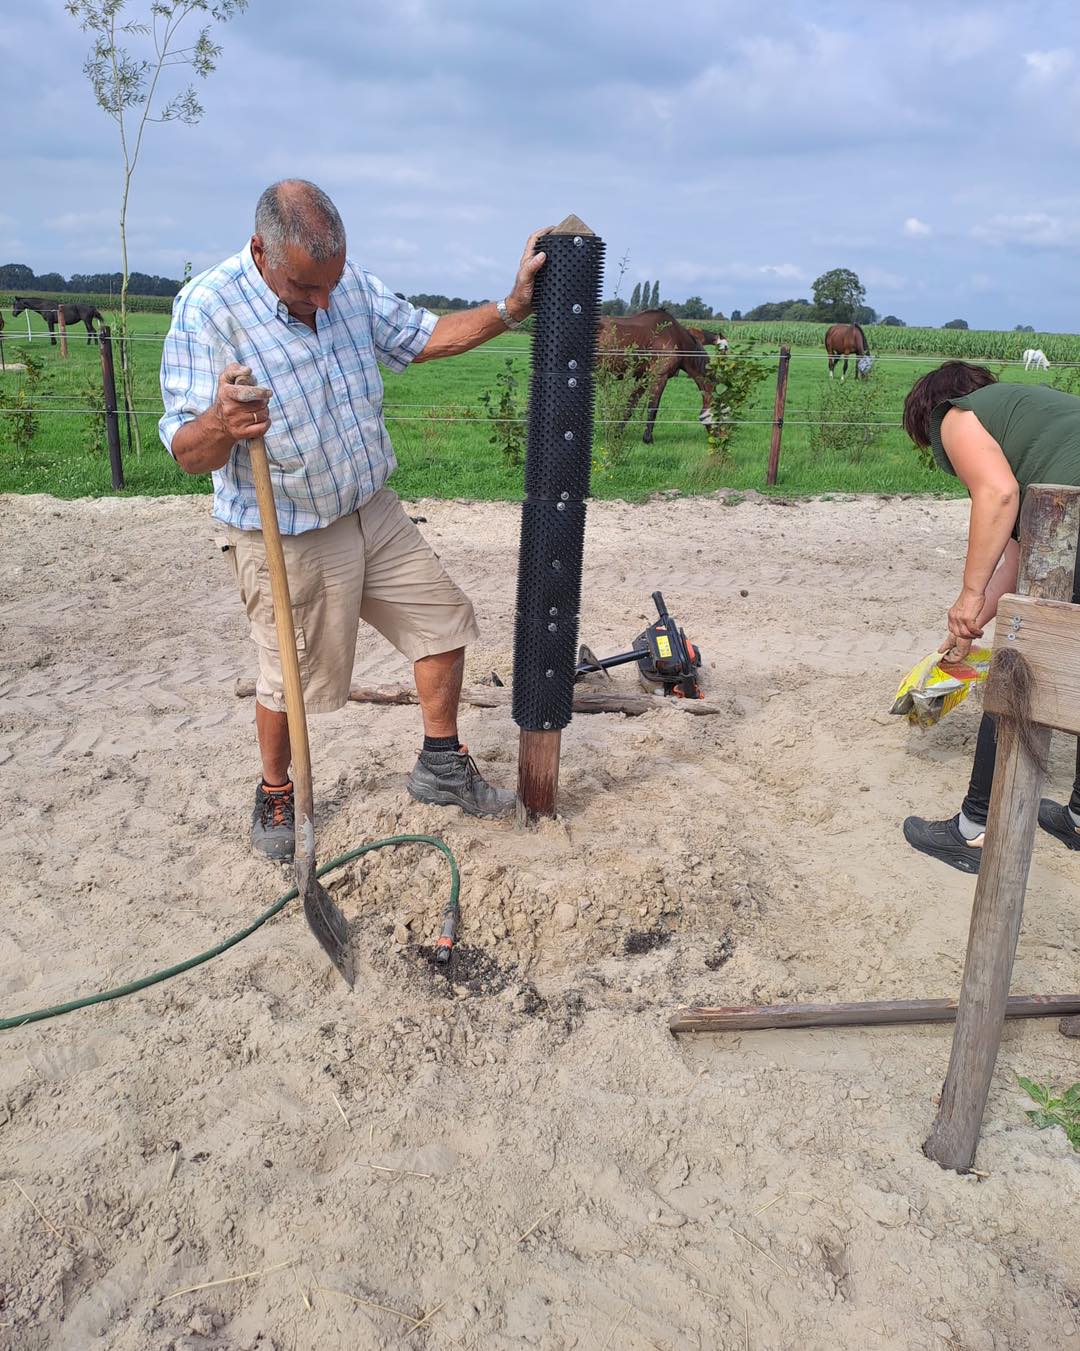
[1,489,1079,1351]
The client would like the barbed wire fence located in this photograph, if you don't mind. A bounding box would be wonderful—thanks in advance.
[1,317,1067,493]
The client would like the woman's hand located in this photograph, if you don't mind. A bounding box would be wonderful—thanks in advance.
[938,636,973,664]
[947,585,987,642]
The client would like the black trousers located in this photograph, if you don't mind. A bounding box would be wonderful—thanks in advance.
[960,536,1080,824]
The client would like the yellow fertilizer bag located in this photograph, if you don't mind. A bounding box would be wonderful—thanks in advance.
[891,648,993,729]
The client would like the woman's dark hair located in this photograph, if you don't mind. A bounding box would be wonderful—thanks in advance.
[902,361,998,448]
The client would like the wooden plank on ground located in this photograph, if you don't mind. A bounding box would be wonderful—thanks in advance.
[233,679,724,717]
[670,994,1080,1034]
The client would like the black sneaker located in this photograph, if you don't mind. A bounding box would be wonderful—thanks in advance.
[406,746,515,819]
[902,814,983,874]
[252,780,295,861]
[1038,799,1080,851]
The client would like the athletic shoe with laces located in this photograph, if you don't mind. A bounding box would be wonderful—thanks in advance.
[902,813,984,874]
[1038,799,1080,851]
[252,780,295,861]
[406,745,515,818]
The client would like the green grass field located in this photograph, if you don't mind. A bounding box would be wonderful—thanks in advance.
[0,307,1068,502]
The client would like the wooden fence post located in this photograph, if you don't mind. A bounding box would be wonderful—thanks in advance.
[517,730,561,823]
[923,484,1080,1172]
[766,344,791,486]
[99,325,125,490]
[56,302,68,358]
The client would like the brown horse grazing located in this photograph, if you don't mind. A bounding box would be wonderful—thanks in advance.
[824,322,871,381]
[686,324,728,352]
[597,309,715,444]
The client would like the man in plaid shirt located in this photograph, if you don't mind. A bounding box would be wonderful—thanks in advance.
[161,179,545,860]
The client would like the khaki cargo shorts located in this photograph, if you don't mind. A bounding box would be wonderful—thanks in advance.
[226,487,480,713]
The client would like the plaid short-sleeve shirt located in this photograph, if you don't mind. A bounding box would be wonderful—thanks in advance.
[159,244,437,534]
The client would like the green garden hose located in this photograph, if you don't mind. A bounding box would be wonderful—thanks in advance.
[0,834,460,1031]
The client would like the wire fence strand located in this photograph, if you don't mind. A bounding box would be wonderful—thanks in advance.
[3,325,1078,367]
[0,405,906,429]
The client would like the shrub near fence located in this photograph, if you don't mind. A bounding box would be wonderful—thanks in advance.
[0,290,176,315]
[727,321,1080,364]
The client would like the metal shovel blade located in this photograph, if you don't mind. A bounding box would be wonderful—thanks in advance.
[298,859,355,988]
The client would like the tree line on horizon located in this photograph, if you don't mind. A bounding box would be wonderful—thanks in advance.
[2,260,1041,333]
[0,262,182,298]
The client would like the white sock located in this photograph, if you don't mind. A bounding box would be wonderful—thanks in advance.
[1069,807,1080,830]
[958,811,985,841]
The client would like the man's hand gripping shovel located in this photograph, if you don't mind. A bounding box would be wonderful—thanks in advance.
[226,368,355,987]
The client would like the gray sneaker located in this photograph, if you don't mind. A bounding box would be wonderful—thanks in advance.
[406,746,515,818]
[252,780,295,861]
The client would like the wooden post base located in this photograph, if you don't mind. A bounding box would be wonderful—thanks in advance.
[516,728,561,824]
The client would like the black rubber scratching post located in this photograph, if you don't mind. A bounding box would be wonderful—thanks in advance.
[513,214,605,820]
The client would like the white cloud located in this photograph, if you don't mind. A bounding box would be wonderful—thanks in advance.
[971,211,1080,248]
[862,266,908,292]
[1023,48,1073,83]
[288,153,436,189]
[45,210,176,235]
[362,236,420,259]
[661,260,806,287]
[903,217,932,237]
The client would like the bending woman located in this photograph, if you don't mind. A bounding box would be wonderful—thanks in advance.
[901,361,1080,873]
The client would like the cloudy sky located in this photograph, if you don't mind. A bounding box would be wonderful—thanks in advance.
[6,0,1080,328]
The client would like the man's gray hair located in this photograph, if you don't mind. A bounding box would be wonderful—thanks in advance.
[255,180,346,266]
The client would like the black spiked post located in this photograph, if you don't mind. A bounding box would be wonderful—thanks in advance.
[513,214,605,821]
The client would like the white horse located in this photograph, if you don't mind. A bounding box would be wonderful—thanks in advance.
[1023,348,1050,370]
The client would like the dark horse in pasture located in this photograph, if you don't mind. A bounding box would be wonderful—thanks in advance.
[686,324,728,352]
[597,309,717,444]
[12,297,104,345]
[824,322,871,381]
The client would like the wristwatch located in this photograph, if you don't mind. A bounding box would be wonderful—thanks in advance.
[496,298,524,330]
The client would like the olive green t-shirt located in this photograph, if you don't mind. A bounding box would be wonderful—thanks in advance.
[930,382,1080,496]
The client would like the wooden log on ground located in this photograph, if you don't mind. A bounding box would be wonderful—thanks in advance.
[233,678,724,717]
[669,994,1080,1035]
[923,484,1080,1174]
[1060,1015,1080,1039]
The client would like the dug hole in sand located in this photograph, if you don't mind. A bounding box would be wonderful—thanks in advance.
[1,491,1078,1350]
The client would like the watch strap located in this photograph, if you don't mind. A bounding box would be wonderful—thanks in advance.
[496,298,523,330]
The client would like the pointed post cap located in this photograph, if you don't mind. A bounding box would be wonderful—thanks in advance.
[548,213,595,236]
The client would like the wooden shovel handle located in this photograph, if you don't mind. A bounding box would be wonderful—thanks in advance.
[229,372,315,866]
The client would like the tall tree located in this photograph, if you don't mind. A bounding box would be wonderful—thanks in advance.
[650,280,660,309]
[638,280,649,312]
[629,281,641,311]
[65,0,248,456]
[811,268,865,324]
[678,295,711,320]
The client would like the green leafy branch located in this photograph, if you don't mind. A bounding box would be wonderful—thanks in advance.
[1018,1075,1080,1150]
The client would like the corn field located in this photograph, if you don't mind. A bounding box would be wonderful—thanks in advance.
[726,321,1080,364]
[0,290,175,315]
